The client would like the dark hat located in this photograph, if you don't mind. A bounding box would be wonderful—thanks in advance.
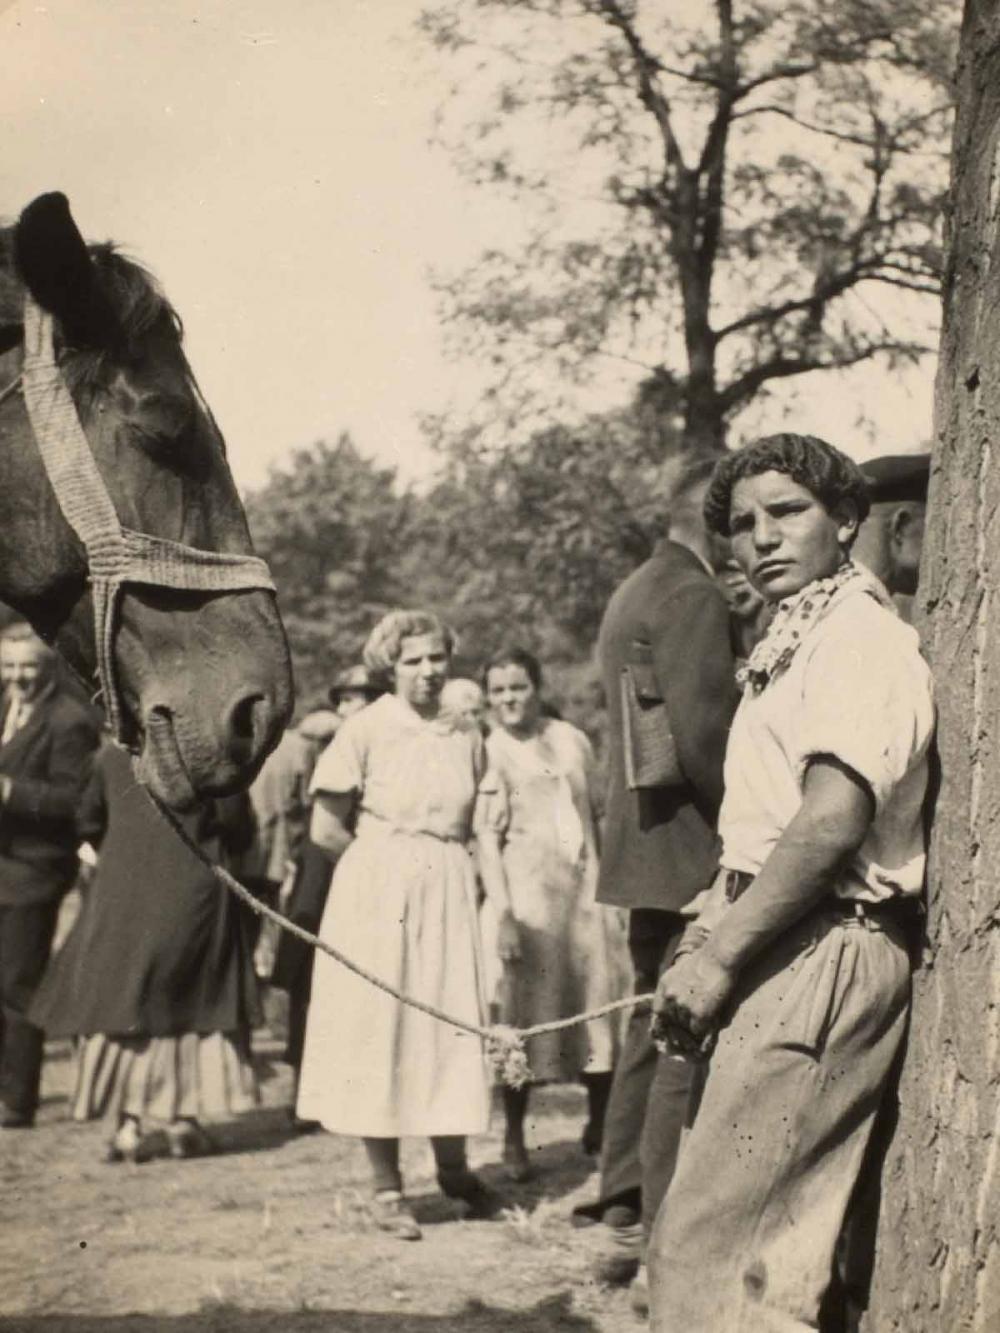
[328,664,381,705]
[860,453,930,503]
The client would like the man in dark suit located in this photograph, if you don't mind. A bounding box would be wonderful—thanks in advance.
[577,454,740,1301]
[0,623,100,1127]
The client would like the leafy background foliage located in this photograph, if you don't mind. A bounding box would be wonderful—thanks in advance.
[244,409,681,750]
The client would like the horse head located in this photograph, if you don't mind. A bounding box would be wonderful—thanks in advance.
[0,192,293,808]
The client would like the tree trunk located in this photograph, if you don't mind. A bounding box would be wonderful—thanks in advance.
[867,3,1000,1329]
[680,404,726,456]
[681,357,726,455]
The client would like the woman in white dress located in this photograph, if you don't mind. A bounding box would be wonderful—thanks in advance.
[296,610,519,1240]
[481,647,629,1180]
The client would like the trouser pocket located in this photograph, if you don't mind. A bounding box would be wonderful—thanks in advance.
[751,920,850,1059]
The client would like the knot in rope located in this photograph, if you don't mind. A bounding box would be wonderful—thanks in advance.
[483,1026,533,1089]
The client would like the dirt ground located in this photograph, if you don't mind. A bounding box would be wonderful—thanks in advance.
[0,1002,644,1333]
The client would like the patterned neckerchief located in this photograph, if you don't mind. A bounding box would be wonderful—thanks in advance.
[736,560,895,696]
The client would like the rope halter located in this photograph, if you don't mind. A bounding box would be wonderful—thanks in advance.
[17,293,277,746]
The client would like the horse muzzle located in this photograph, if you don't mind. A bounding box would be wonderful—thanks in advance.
[136,672,292,809]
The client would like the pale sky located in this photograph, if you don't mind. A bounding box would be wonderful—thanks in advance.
[1,0,936,494]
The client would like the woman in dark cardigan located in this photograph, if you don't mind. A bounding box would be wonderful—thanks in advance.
[32,742,261,1161]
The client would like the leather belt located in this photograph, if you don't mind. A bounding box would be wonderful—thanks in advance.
[722,867,919,928]
[824,895,922,928]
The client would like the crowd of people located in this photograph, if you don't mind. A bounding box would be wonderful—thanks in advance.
[0,434,934,1332]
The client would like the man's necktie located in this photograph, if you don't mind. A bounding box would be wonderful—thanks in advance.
[1,700,23,746]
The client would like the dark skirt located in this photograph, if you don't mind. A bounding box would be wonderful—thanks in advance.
[31,746,260,1040]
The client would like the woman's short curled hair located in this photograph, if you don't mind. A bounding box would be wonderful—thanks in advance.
[482,645,543,692]
[362,609,456,678]
[703,434,871,539]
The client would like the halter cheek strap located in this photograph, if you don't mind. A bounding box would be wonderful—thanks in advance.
[19,293,277,747]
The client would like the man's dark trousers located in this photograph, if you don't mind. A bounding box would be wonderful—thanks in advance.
[598,907,695,1235]
[582,538,738,1236]
[0,898,60,1118]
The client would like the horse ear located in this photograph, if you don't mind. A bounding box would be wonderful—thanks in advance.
[14,193,121,348]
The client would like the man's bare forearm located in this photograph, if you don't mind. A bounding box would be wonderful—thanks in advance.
[703,762,872,977]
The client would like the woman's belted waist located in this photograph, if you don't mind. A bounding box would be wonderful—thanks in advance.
[356,810,466,844]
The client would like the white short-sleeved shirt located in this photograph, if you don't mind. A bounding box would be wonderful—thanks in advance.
[719,588,935,901]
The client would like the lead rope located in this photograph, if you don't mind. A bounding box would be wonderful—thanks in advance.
[150,793,654,1087]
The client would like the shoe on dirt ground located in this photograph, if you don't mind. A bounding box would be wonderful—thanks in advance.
[371,1190,422,1241]
[437,1168,505,1219]
[629,1263,650,1319]
[165,1118,216,1159]
[0,1100,34,1129]
[591,1206,643,1286]
[105,1116,148,1164]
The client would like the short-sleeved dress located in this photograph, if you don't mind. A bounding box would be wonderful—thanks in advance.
[479,719,630,1081]
[296,693,491,1137]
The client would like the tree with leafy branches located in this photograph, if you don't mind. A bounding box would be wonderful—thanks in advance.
[419,0,957,454]
[407,408,664,655]
[243,433,411,706]
[402,408,683,748]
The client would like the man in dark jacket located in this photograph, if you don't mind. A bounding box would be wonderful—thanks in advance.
[577,454,740,1297]
[0,623,100,1127]
[853,452,929,623]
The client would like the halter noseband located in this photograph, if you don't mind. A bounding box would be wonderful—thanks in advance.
[5,293,277,747]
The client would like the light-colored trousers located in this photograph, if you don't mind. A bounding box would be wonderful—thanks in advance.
[649,908,911,1333]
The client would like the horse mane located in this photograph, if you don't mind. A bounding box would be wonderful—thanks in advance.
[62,245,184,396]
[87,243,183,346]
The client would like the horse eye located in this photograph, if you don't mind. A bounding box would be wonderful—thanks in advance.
[127,391,195,453]
[115,396,212,484]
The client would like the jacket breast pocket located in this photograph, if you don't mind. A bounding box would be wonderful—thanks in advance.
[620,640,683,790]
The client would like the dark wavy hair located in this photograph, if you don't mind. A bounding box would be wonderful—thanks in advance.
[703,434,871,539]
[482,646,543,692]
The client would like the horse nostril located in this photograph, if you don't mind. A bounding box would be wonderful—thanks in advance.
[231,693,259,739]
[224,691,267,763]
